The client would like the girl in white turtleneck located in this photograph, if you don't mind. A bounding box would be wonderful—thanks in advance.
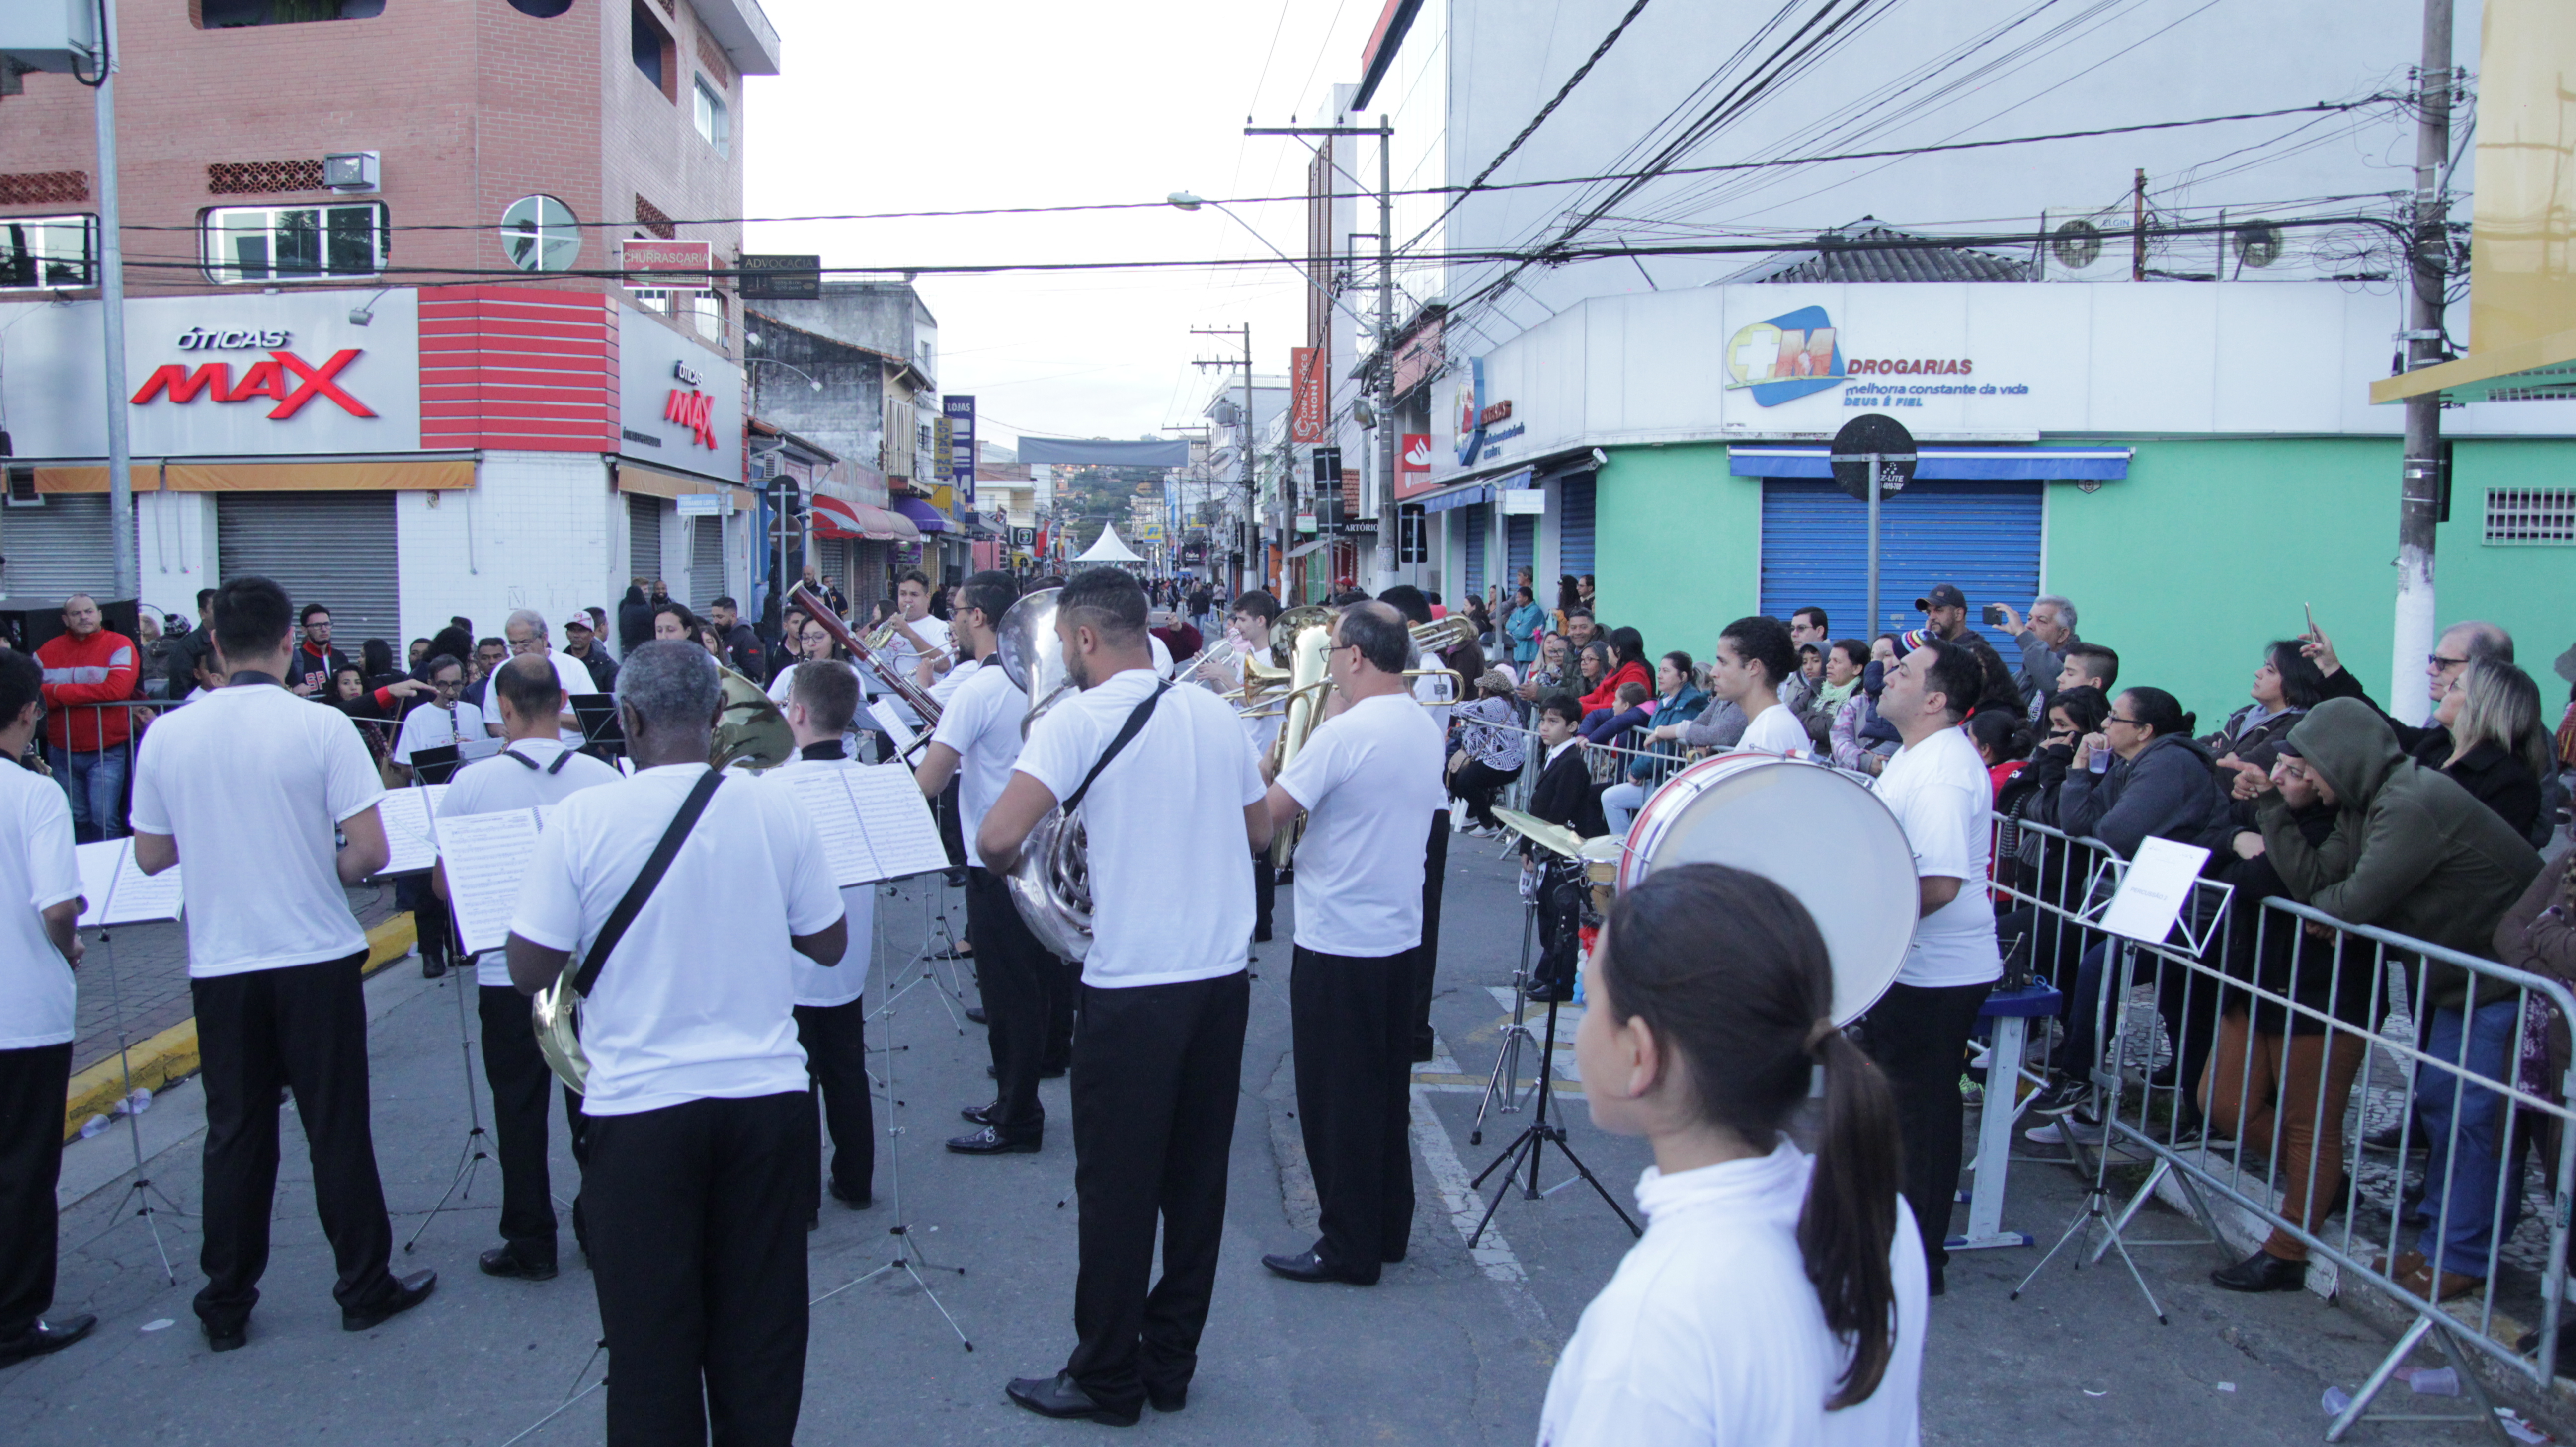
[1539,863,1928,1447]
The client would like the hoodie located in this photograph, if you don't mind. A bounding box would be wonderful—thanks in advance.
[2055,731,2236,860]
[2258,697,2541,1009]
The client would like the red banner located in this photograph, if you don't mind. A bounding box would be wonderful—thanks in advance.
[1392,432,1437,501]
[1289,346,1328,444]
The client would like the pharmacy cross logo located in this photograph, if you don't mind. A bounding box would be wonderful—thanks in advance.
[128,348,376,420]
[665,388,719,448]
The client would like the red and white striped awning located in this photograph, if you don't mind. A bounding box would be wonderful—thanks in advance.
[812,494,919,542]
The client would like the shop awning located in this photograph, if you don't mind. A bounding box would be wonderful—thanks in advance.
[1414,481,1493,513]
[1284,536,1333,560]
[37,459,477,493]
[810,494,919,542]
[1726,446,2131,481]
[891,495,949,534]
[616,461,755,510]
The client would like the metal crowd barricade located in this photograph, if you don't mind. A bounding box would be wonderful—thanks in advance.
[1990,810,2576,1441]
[34,692,413,843]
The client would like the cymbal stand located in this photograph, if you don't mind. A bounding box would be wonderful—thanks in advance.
[74,923,191,1283]
[812,921,971,1351]
[407,906,488,1251]
[1467,985,1639,1247]
[1470,899,1542,1146]
[494,1336,607,1447]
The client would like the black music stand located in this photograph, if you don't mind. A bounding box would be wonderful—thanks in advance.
[407,743,464,785]
[569,694,623,759]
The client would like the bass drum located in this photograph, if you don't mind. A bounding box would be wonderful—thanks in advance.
[1619,753,1917,1026]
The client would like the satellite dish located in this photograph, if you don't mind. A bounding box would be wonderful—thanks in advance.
[2234,221,2284,269]
[2050,218,2102,271]
[1829,413,1916,504]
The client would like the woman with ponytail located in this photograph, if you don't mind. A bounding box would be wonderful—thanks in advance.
[1539,864,1925,1447]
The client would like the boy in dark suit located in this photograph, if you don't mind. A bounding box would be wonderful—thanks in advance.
[1523,693,1603,1001]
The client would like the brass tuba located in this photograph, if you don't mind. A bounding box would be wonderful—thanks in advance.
[712,666,794,771]
[991,587,1098,961]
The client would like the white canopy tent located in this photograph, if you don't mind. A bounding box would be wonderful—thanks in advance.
[1072,525,1145,566]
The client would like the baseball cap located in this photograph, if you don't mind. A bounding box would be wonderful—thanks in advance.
[1914,583,1967,612]
[562,614,593,634]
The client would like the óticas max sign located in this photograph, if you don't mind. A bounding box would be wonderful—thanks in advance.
[129,327,375,420]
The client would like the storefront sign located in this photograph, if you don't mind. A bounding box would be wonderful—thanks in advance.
[737,253,821,300]
[1289,347,1328,444]
[621,239,713,279]
[0,290,422,458]
[616,303,743,472]
[1391,431,1437,502]
[944,395,976,502]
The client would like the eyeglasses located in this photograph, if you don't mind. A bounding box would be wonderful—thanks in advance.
[2427,653,2469,668]
[2106,715,2145,727]
[432,677,463,692]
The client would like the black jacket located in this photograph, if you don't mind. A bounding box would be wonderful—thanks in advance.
[2415,735,2543,841]
[2317,665,2442,755]
[1527,742,1606,840]
[2200,703,2306,774]
[566,645,618,694]
[2056,732,2236,859]
[617,585,654,654]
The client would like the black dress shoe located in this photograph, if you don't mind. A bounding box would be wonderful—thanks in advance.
[947,1125,1041,1155]
[965,1006,989,1025]
[1040,1063,1067,1080]
[1261,1249,1376,1286]
[1006,1371,1139,1426]
[1523,980,1571,1004]
[2210,1248,2308,1293]
[342,1268,437,1331]
[962,1101,998,1125]
[421,958,446,980]
[203,1320,248,1353]
[0,1314,95,1367]
[478,1246,558,1282]
[1147,1381,1189,1413]
[828,1178,874,1210]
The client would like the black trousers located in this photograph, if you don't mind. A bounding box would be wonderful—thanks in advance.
[477,984,559,1253]
[966,866,1054,1136]
[1045,959,1076,1073]
[937,775,966,871]
[1064,971,1249,1414]
[1290,948,1415,1276]
[1451,760,1515,829]
[0,1042,72,1339]
[1251,850,1276,943]
[585,1091,816,1447]
[1407,811,1449,1059]
[398,876,451,971]
[1534,857,1585,994]
[794,999,874,1202]
[1858,980,1991,1275]
[190,951,398,1331]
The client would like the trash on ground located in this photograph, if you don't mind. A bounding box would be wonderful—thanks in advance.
[139,1319,173,1333]
[77,1114,109,1139]
[2404,1366,2460,1396]
[2321,1386,2353,1415]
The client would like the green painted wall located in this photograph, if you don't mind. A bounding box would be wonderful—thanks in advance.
[1584,434,2572,729]
[1592,443,1758,659]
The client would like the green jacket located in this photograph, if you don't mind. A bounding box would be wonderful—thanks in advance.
[2256,697,2542,1010]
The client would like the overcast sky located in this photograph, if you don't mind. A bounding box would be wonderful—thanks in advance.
[742,0,1385,452]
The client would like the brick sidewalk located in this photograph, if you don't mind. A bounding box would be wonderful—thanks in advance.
[70,882,408,1078]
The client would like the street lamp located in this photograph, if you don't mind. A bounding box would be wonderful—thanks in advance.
[1168,191,1372,332]
[745,357,824,392]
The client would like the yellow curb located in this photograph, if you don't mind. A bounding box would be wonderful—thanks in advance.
[62,913,422,1143]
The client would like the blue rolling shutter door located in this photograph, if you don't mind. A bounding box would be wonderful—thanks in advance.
[1559,473,1596,576]
[1758,480,2042,648]
[1505,513,1534,589]
[1462,505,1488,594]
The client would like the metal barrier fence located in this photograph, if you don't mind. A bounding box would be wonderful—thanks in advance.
[31,694,415,842]
[1991,814,2573,1440]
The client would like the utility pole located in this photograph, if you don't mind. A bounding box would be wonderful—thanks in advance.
[1247,117,1397,594]
[94,0,137,602]
[1190,325,1255,594]
[2130,167,2146,283]
[2392,0,2454,725]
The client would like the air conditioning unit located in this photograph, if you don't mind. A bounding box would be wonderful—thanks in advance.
[748,449,782,483]
[0,1,101,74]
[324,151,380,193]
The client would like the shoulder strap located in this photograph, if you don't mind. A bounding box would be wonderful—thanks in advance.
[571,768,723,998]
[1062,680,1170,815]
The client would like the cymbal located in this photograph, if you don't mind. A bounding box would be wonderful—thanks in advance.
[1493,807,1586,860]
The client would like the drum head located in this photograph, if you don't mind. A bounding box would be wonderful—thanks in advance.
[1622,756,1917,1025]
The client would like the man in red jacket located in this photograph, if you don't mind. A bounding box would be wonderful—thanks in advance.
[36,594,139,841]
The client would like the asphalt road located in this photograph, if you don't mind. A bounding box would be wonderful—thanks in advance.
[5,834,2512,1444]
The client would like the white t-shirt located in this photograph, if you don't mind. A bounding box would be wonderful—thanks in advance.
[1014,667,1262,987]
[392,699,486,766]
[928,653,981,706]
[1738,701,1809,756]
[928,660,1027,870]
[130,683,383,978]
[1873,725,2000,990]
[1150,634,1175,679]
[496,652,596,744]
[762,754,879,1008]
[511,764,844,1116]
[0,764,81,1048]
[1538,1141,1927,1447]
[1275,692,1446,957]
[437,738,623,987]
[873,614,950,725]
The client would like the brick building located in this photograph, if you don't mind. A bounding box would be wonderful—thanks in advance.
[0,0,782,650]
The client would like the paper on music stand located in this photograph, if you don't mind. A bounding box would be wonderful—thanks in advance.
[103,843,183,924]
[2098,837,2212,945]
[456,734,506,762]
[374,790,441,875]
[875,708,919,761]
[844,763,951,880]
[782,768,879,887]
[438,809,543,954]
[74,840,123,929]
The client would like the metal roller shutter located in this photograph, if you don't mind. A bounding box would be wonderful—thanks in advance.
[687,516,724,608]
[1506,513,1534,592]
[0,495,119,605]
[217,492,401,648]
[1758,479,2041,646]
[628,494,663,588]
[1461,504,1488,595]
[1559,472,1596,576]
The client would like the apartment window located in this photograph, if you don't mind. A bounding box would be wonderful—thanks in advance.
[2484,488,2576,545]
[692,76,730,157]
[196,0,386,26]
[506,0,573,14]
[630,287,724,344]
[203,202,387,283]
[0,215,98,289]
[500,194,580,272]
[630,1,675,98]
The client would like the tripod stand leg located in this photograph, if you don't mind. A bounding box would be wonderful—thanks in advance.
[1538,1127,1641,1237]
[405,923,492,1251]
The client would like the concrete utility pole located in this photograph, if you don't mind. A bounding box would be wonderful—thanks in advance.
[94,0,137,602]
[1190,324,1254,594]
[2391,0,2454,725]
[1373,116,1396,594]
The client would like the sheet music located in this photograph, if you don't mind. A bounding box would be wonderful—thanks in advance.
[74,840,122,929]
[783,767,882,886]
[104,843,183,924]
[845,763,951,880]
[375,789,441,875]
[875,709,918,761]
[438,809,543,954]
[456,733,505,762]
[536,804,561,832]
